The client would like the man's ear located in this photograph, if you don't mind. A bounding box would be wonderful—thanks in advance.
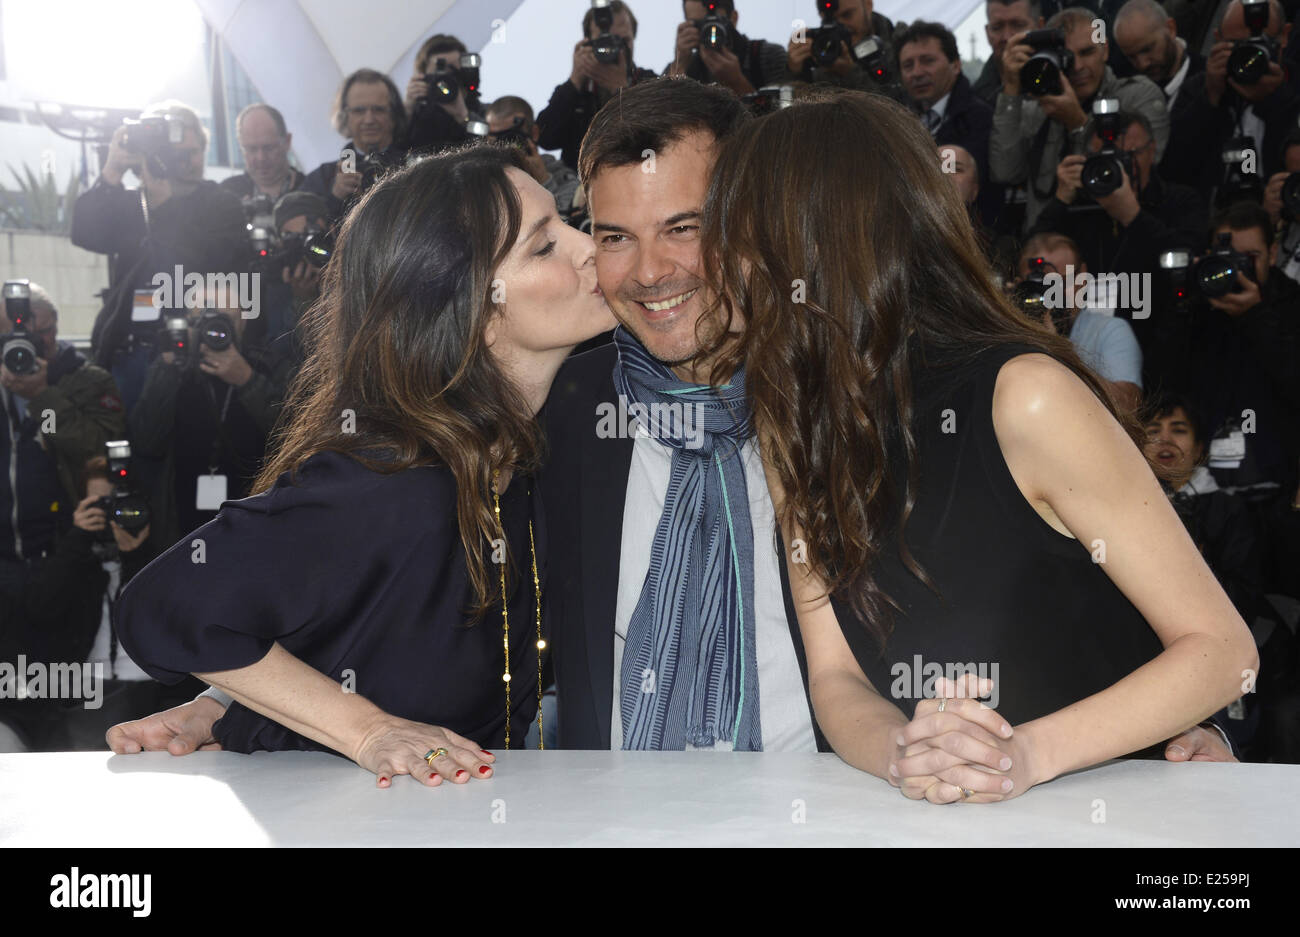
[285,132,293,151]
[530,123,541,144]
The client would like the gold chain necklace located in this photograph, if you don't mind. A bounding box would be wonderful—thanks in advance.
[493,469,544,750]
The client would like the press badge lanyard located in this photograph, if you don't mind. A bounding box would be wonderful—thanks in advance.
[198,381,235,512]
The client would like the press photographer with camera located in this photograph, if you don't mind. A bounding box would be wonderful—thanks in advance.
[991,5,1169,230]
[267,191,331,347]
[666,1,788,97]
[486,97,583,223]
[406,34,486,156]
[71,101,248,414]
[1012,233,1145,412]
[1029,106,1206,381]
[785,0,896,93]
[1162,0,1298,190]
[973,0,1046,107]
[1163,202,1300,495]
[302,69,408,226]
[1261,129,1300,283]
[536,1,658,171]
[128,287,293,550]
[0,280,127,594]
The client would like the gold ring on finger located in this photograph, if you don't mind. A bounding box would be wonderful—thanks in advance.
[960,787,974,799]
[424,747,448,766]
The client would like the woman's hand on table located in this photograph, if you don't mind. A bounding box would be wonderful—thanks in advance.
[889,676,1043,804]
[351,715,497,789]
[106,696,226,755]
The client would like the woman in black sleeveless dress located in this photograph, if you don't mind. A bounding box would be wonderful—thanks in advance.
[111,146,614,786]
[698,92,1258,803]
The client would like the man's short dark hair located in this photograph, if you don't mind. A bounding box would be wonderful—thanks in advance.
[578,76,749,188]
[1047,5,1101,35]
[893,20,960,67]
[1143,392,1206,445]
[988,0,1042,19]
[236,103,288,138]
[415,34,468,76]
[1210,200,1274,249]
[332,69,407,142]
[583,1,639,38]
[1020,230,1083,267]
[488,96,536,130]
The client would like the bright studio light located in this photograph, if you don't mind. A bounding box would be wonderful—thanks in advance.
[4,0,205,110]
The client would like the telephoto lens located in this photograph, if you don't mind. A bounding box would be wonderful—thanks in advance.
[1193,232,1254,298]
[1020,28,1074,96]
[197,311,236,352]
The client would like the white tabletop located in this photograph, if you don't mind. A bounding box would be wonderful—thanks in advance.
[1,751,1295,847]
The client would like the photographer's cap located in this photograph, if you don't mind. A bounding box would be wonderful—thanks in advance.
[273,192,330,231]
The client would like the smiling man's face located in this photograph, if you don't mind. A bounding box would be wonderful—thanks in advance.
[588,130,719,374]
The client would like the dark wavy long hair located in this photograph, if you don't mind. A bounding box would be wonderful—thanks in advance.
[699,91,1145,647]
[255,144,538,620]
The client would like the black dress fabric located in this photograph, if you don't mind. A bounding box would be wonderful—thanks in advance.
[832,342,1164,728]
[115,450,547,753]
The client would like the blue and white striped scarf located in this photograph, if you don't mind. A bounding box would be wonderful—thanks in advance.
[613,326,762,750]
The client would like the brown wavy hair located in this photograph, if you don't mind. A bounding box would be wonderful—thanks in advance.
[698,91,1146,647]
[255,144,539,621]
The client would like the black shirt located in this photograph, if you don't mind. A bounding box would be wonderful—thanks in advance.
[831,342,1164,727]
[116,450,548,754]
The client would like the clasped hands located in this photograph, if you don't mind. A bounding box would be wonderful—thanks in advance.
[887,675,1235,804]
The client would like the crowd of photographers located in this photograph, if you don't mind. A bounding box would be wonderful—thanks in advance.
[0,0,1296,759]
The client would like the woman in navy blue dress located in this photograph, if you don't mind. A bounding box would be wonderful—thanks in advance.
[112,145,614,786]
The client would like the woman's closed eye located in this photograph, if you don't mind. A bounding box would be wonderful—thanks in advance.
[535,239,557,257]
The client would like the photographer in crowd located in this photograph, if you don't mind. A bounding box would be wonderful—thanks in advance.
[1164,201,1300,495]
[486,97,583,222]
[786,0,896,92]
[666,1,788,97]
[303,69,408,225]
[128,289,293,550]
[897,21,1000,227]
[1112,0,1207,185]
[1,281,127,595]
[537,1,658,171]
[267,191,330,349]
[72,101,248,414]
[991,6,1170,230]
[1029,108,1206,382]
[406,34,484,156]
[1160,0,1297,191]
[1015,232,1145,412]
[974,0,1046,106]
[1263,129,1300,283]
[219,103,305,203]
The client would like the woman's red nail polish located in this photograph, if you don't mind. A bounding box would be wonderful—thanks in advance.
[379,776,388,783]
[480,750,493,756]
[478,764,491,775]
[456,769,467,779]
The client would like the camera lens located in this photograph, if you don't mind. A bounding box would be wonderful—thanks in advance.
[1081,154,1124,198]
[2,337,38,375]
[1281,173,1300,220]
[1021,56,1062,96]
[1228,42,1269,84]
[1195,256,1239,297]
[199,315,234,351]
[111,492,152,534]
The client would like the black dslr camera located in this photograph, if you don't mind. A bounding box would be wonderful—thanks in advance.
[424,54,482,105]
[94,440,152,538]
[1228,0,1278,85]
[1280,172,1300,221]
[275,228,334,271]
[3,279,40,376]
[587,0,628,65]
[120,114,187,179]
[1080,99,1135,198]
[691,1,731,53]
[1020,28,1075,96]
[161,309,237,364]
[340,144,402,199]
[1193,232,1256,298]
[808,0,888,81]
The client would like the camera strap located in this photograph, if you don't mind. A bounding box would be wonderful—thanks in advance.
[204,380,235,475]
